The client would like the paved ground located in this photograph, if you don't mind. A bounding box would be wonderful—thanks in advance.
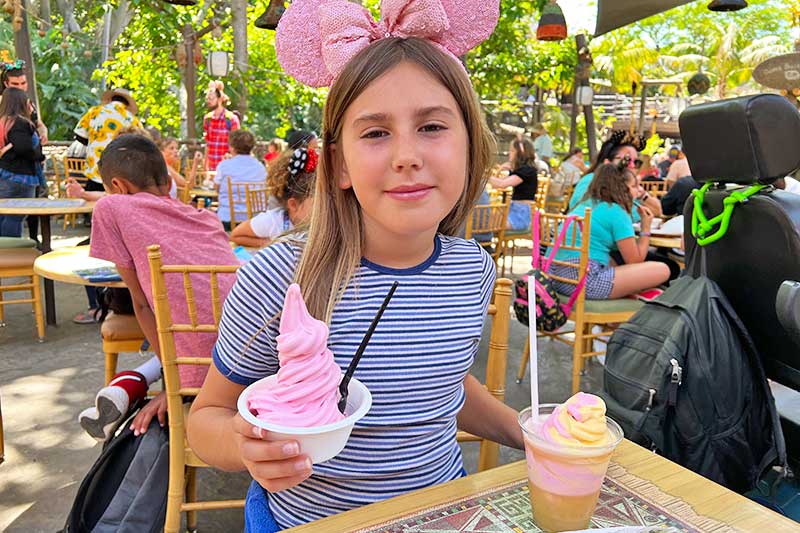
[0,225,604,532]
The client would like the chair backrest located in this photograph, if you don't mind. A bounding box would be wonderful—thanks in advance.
[226,177,268,229]
[146,245,240,440]
[642,180,668,198]
[535,177,551,209]
[537,208,592,300]
[680,94,800,390]
[465,199,510,267]
[64,156,87,183]
[456,278,512,472]
[245,185,271,219]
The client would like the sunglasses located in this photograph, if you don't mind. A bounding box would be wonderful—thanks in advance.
[614,154,643,170]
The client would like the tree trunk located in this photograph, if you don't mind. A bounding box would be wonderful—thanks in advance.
[39,0,51,29]
[183,24,198,140]
[54,0,80,34]
[14,0,40,113]
[106,0,133,50]
[231,0,248,114]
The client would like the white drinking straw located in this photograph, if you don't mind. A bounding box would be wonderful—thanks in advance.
[528,275,539,420]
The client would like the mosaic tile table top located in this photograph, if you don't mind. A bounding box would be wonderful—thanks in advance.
[356,464,734,533]
[0,198,86,208]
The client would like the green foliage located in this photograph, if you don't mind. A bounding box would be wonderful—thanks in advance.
[591,0,794,97]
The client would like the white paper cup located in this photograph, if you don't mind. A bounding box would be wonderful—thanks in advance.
[652,217,663,229]
[237,375,372,464]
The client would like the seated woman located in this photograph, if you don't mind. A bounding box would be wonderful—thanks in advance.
[214,129,267,230]
[157,137,202,197]
[488,137,538,231]
[230,147,315,248]
[550,163,670,300]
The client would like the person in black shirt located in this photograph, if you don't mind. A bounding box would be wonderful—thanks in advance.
[661,175,701,216]
[489,137,538,230]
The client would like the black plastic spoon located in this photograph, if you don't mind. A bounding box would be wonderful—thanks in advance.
[337,281,399,414]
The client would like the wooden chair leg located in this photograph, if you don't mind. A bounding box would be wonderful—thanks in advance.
[0,279,5,326]
[164,466,184,533]
[31,273,44,342]
[572,321,588,394]
[104,351,119,385]
[0,392,4,465]
[186,466,198,533]
[516,333,530,384]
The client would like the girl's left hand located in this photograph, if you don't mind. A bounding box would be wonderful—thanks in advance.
[130,391,167,436]
[0,143,11,157]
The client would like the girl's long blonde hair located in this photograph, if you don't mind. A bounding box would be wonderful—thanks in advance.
[293,37,496,322]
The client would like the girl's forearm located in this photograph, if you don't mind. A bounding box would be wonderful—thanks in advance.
[187,405,248,471]
[457,374,524,449]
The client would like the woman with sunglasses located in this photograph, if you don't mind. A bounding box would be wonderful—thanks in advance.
[568,131,662,218]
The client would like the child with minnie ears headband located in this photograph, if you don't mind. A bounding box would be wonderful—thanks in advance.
[188,0,524,530]
[230,148,317,248]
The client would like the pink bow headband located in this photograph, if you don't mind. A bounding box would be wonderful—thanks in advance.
[276,0,500,88]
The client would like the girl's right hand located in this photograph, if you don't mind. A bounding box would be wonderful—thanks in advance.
[0,143,12,157]
[637,203,654,230]
[65,178,85,200]
[232,413,313,492]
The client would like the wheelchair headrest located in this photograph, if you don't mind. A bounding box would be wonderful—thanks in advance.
[679,94,800,184]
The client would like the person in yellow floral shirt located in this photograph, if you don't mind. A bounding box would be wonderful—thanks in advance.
[74,88,140,192]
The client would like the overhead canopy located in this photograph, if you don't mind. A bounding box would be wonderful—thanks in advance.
[594,0,695,36]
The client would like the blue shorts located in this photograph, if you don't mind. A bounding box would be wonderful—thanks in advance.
[507,201,532,231]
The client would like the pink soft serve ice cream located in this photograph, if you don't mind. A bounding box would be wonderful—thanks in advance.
[246,283,346,427]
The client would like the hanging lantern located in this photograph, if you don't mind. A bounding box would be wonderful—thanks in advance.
[536,1,567,41]
[707,0,748,11]
[255,0,286,30]
[207,51,230,77]
[575,85,593,106]
[193,40,203,66]
[687,72,711,95]
[175,43,187,68]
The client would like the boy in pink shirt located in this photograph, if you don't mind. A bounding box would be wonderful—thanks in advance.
[79,134,239,441]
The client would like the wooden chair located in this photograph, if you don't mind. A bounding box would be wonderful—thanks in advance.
[642,180,669,198]
[176,152,201,205]
[0,392,4,465]
[456,278,512,472]
[147,245,244,533]
[100,312,146,385]
[534,176,551,210]
[465,199,511,269]
[0,241,44,341]
[63,156,88,229]
[245,184,271,219]
[514,209,644,394]
[226,177,268,230]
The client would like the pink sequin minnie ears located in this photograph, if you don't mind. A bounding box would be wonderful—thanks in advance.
[275,0,500,88]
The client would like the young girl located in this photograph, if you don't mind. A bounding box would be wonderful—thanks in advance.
[264,138,285,164]
[230,148,315,248]
[488,137,538,230]
[551,163,670,299]
[77,134,239,441]
[0,87,45,237]
[188,2,520,530]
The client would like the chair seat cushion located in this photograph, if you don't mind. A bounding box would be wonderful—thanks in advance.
[0,248,40,269]
[0,237,37,249]
[101,312,144,341]
[557,292,644,315]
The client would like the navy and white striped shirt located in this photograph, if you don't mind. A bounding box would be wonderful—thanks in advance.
[214,234,496,528]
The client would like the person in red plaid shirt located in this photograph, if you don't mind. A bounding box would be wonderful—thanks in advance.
[203,81,240,171]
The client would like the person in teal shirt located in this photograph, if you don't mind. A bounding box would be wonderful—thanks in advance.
[567,133,662,220]
[551,163,670,299]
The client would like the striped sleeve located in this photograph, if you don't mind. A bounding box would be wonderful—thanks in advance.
[213,242,298,385]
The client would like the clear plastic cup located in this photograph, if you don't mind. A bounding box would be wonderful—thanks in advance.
[238,375,372,464]
[518,405,624,532]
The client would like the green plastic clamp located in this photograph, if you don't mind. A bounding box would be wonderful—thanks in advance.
[691,182,766,246]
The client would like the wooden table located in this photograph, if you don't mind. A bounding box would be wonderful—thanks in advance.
[191,187,218,198]
[0,199,96,325]
[34,246,125,289]
[288,440,797,532]
[649,234,682,250]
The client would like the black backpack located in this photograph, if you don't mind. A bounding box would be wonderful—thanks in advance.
[600,275,787,493]
[61,408,169,533]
